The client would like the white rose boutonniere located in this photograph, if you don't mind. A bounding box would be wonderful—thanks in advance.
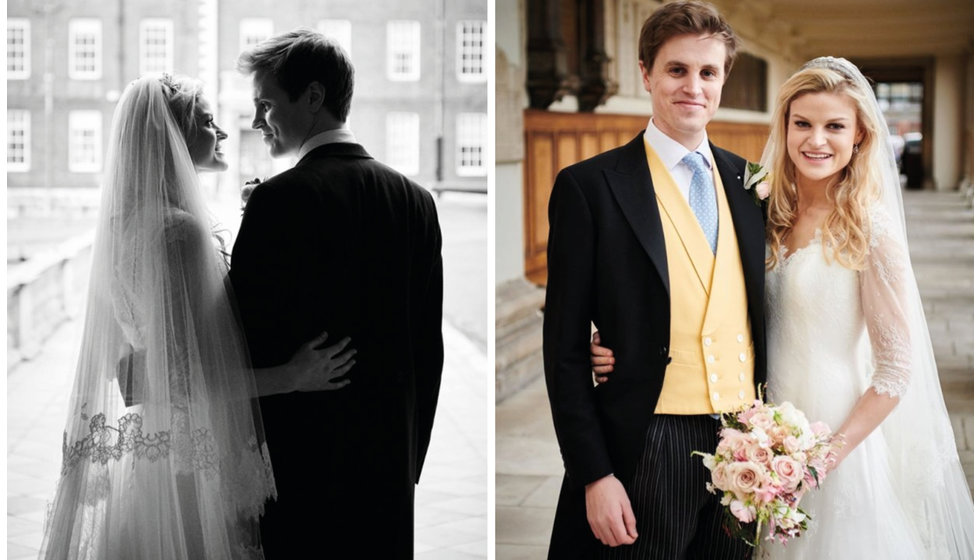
[743,162,770,206]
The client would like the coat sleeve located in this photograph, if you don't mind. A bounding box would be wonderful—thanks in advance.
[411,189,444,481]
[542,168,615,486]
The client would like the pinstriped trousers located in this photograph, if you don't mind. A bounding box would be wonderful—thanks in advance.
[601,414,751,560]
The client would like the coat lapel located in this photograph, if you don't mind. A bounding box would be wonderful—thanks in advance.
[604,133,670,297]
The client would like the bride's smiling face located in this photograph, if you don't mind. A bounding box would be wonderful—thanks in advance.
[187,98,228,172]
[786,91,864,189]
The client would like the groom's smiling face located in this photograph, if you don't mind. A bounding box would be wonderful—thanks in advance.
[251,70,311,158]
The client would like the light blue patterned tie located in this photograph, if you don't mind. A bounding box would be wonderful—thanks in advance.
[682,152,718,254]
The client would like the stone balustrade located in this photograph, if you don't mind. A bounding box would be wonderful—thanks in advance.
[7,231,94,370]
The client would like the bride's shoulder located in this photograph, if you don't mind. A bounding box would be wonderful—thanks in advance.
[162,208,205,242]
[865,203,901,246]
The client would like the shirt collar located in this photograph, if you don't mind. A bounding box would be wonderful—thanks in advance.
[643,118,713,171]
[297,126,357,160]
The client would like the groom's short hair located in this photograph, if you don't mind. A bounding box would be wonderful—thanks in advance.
[237,29,354,122]
[638,1,739,78]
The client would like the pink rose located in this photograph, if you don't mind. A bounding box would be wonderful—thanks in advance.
[810,421,832,439]
[728,461,766,502]
[719,427,743,442]
[711,464,729,492]
[749,412,776,432]
[768,425,791,446]
[772,456,805,490]
[746,442,774,466]
[756,180,771,200]
[782,435,801,453]
[719,431,753,462]
[730,499,756,523]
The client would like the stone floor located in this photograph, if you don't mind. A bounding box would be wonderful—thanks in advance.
[6,319,487,559]
[495,189,974,559]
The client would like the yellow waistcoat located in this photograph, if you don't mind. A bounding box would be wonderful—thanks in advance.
[644,141,755,414]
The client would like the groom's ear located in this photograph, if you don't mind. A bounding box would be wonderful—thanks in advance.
[305,81,325,113]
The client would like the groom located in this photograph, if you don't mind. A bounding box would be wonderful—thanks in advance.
[542,2,766,558]
[230,30,444,557]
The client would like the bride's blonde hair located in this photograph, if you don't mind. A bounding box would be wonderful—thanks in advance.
[765,66,883,270]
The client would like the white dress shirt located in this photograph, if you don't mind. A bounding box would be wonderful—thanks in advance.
[643,118,713,203]
[297,126,357,161]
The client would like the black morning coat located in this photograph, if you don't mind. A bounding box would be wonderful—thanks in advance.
[542,132,767,558]
[230,142,443,558]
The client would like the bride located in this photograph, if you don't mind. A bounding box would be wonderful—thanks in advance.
[39,74,355,559]
[590,57,973,558]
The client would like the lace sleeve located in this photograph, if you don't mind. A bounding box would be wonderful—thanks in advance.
[162,212,210,402]
[859,209,913,397]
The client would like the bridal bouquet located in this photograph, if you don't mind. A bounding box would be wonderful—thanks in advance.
[694,400,837,547]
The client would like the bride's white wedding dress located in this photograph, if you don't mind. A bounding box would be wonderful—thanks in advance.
[40,76,275,560]
[759,209,970,559]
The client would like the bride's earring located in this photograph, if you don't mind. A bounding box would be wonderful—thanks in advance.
[853,144,860,154]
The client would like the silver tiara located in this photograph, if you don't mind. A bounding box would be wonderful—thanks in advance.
[158,72,179,96]
[803,56,862,83]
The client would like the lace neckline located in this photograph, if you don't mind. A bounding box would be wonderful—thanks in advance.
[777,228,823,267]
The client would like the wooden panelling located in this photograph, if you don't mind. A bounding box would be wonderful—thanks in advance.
[522,109,770,284]
[706,120,770,163]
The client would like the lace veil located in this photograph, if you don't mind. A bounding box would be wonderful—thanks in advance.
[760,57,973,557]
[40,75,276,559]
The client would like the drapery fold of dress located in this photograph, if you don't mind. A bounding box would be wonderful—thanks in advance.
[40,76,275,560]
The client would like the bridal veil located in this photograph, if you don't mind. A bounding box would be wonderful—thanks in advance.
[40,75,275,559]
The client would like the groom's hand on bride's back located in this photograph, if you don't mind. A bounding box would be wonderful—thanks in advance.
[288,332,357,392]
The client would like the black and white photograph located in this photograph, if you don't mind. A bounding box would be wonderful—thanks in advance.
[7,1,487,558]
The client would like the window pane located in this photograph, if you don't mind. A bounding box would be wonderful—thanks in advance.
[386,112,420,175]
[69,19,102,80]
[7,109,30,171]
[140,19,173,75]
[719,52,766,112]
[456,20,486,83]
[387,21,420,81]
[7,19,30,79]
[69,111,102,172]
[240,19,273,54]
[456,112,487,176]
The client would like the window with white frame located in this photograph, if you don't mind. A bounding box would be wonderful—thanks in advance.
[386,112,420,175]
[69,111,102,172]
[318,20,352,57]
[240,18,273,54]
[456,113,487,176]
[386,21,420,81]
[7,110,31,172]
[69,19,102,80]
[8,19,30,79]
[456,20,486,83]
[139,19,173,75]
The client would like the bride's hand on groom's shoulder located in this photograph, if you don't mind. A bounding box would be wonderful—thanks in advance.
[288,332,357,392]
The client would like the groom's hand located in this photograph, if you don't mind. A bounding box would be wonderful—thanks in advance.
[585,474,637,547]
